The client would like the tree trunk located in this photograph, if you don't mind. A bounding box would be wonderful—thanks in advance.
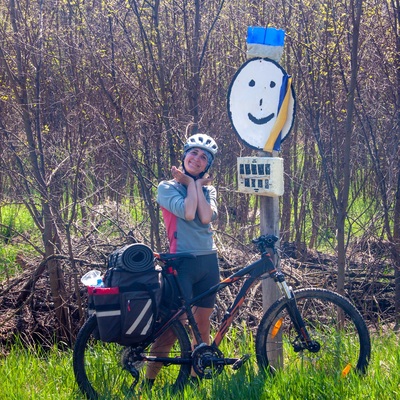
[336,0,362,295]
[393,0,400,328]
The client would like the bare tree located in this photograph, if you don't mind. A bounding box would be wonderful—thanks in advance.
[1,0,400,345]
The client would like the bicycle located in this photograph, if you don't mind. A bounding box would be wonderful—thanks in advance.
[73,234,371,399]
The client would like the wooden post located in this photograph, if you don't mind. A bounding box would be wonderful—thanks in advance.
[259,149,281,310]
[259,151,282,367]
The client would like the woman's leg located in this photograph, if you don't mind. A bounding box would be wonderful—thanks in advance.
[192,306,213,345]
[190,306,213,378]
[145,327,177,380]
[145,307,213,382]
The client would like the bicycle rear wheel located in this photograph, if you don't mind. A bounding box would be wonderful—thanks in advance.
[256,288,371,376]
[73,315,192,399]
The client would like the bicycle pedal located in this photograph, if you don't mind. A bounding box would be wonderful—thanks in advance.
[232,354,250,370]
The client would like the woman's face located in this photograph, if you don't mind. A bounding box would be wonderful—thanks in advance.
[183,148,209,177]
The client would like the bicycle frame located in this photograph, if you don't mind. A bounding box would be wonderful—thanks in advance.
[139,235,316,367]
[209,255,274,347]
[133,255,271,367]
[148,239,311,354]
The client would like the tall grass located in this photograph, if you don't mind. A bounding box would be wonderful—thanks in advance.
[0,204,35,237]
[0,204,38,280]
[1,331,399,400]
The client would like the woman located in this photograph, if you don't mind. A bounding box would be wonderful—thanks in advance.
[144,133,219,386]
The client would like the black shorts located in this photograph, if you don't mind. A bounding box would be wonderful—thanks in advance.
[173,253,220,309]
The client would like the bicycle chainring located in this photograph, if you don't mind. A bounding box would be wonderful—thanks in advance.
[192,344,224,379]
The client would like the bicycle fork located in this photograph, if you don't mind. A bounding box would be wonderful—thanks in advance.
[270,269,320,353]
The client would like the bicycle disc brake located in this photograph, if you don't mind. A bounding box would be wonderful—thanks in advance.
[192,344,224,379]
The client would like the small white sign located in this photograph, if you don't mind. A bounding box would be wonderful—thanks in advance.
[237,157,284,197]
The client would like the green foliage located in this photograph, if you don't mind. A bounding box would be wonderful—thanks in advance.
[0,245,23,280]
[0,204,36,244]
[1,332,399,399]
[0,204,39,280]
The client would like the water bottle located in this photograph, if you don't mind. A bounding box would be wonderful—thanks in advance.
[81,270,103,287]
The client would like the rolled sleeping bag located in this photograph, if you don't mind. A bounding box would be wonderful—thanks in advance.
[108,243,155,273]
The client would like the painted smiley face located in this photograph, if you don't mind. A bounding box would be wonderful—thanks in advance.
[227,58,295,151]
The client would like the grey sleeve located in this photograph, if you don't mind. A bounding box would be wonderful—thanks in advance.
[157,181,186,219]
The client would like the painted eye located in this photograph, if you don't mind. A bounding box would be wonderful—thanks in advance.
[249,79,255,87]
[270,81,276,88]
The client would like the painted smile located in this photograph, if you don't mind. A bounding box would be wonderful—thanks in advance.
[248,113,275,125]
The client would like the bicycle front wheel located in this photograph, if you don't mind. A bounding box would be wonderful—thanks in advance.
[73,315,192,399]
[256,288,371,377]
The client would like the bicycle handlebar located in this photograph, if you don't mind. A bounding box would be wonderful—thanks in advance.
[252,234,279,254]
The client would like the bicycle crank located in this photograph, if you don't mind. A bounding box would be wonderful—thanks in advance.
[192,344,224,379]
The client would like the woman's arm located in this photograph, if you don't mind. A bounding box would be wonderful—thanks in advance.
[195,177,214,224]
[171,166,197,221]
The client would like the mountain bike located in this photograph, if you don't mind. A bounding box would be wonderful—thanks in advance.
[73,234,371,399]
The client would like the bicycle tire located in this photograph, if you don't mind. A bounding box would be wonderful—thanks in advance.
[73,315,192,399]
[255,288,371,376]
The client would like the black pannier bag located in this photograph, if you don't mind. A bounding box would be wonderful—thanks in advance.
[89,286,120,342]
[91,243,162,345]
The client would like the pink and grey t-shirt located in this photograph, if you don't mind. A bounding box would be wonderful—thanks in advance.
[157,180,218,255]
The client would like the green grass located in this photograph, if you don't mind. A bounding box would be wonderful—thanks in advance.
[0,204,39,279]
[1,331,399,400]
[0,242,39,281]
[0,244,22,279]
[0,204,36,240]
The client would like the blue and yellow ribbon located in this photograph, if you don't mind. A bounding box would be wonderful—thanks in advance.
[263,76,292,153]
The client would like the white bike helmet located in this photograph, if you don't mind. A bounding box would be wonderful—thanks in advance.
[183,133,218,158]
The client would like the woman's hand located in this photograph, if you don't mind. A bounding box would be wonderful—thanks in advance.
[196,174,213,187]
[171,166,194,186]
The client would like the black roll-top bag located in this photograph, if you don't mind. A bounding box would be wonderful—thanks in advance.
[91,243,162,345]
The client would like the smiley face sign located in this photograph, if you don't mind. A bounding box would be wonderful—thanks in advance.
[227,57,296,152]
